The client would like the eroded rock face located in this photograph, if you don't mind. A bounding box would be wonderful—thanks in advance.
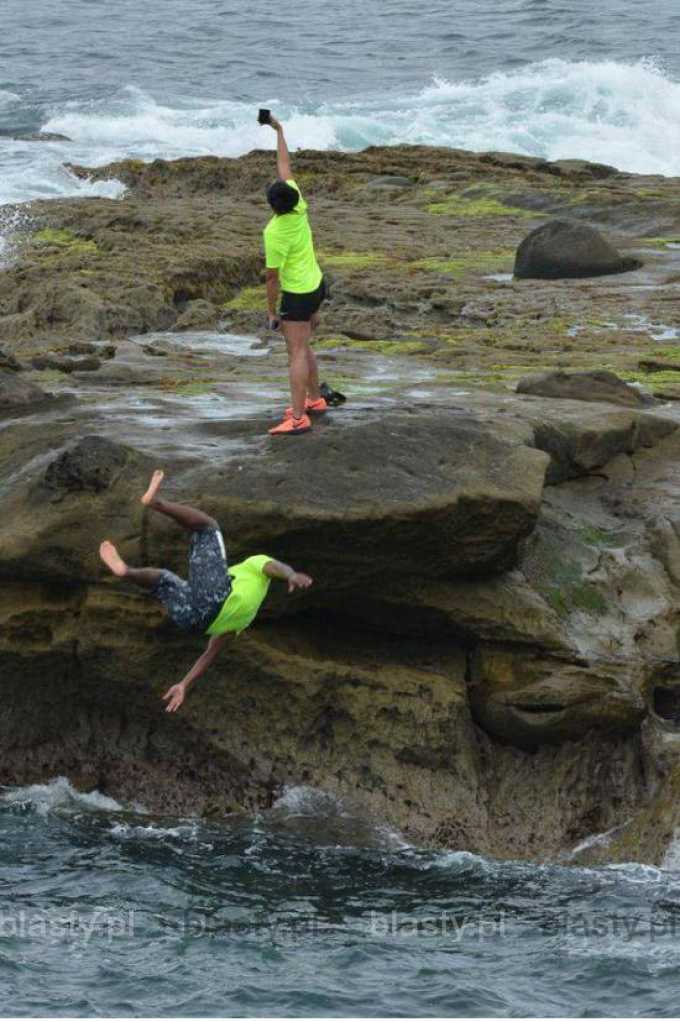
[43,436,131,496]
[514,220,643,279]
[0,360,678,860]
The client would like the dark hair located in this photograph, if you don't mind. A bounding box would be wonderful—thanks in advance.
[266,180,300,215]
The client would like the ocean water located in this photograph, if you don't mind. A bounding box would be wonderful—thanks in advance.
[3,778,680,1018]
[1,0,680,207]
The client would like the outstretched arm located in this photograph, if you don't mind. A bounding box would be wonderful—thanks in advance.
[263,558,313,593]
[163,634,229,712]
[269,117,292,180]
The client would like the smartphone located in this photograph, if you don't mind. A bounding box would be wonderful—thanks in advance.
[258,108,271,126]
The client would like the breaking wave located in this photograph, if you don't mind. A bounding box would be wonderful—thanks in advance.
[39,59,680,177]
[0,776,124,816]
[1,59,679,206]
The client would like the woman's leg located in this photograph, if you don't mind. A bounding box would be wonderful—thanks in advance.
[282,319,313,419]
[305,340,321,402]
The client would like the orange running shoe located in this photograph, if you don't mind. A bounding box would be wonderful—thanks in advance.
[306,396,328,414]
[269,413,312,436]
[284,396,328,418]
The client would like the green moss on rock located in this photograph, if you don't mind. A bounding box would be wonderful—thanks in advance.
[33,228,98,255]
[411,250,514,277]
[638,237,680,249]
[223,285,267,311]
[426,194,534,217]
[314,336,428,355]
[319,250,388,269]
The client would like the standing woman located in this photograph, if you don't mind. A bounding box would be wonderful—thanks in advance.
[263,115,328,436]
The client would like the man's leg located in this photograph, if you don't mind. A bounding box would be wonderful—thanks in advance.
[141,470,218,532]
[99,541,162,590]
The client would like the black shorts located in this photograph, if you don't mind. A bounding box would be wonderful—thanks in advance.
[280,277,327,323]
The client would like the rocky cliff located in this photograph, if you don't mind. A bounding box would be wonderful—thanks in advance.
[2,144,680,863]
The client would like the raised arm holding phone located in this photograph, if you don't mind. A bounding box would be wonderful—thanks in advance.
[259,110,328,436]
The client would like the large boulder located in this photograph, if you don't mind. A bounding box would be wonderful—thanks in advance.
[454,388,676,484]
[0,370,50,410]
[516,369,655,408]
[0,412,550,587]
[514,219,642,279]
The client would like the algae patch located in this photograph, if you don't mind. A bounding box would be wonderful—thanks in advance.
[637,237,680,250]
[32,228,98,255]
[411,250,514,278]
[223,285,267,312]
[314,336,428,355]
[319,250,388,269]
[426,193,534,218]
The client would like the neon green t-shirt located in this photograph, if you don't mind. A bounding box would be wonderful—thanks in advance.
[263,179,322,294]
[206,554,272,636]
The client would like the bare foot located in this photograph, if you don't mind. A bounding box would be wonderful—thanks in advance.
[99,540,128,578]
[141,469,164,506]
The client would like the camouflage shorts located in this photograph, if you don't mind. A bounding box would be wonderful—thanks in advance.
[152,527,231,633]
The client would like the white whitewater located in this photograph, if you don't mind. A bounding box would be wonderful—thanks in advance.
[1,58,680,207]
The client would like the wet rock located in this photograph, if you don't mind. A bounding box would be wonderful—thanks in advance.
[213,412,549,584]
[517,369,656,408]
[173,298,219,331]
[449,390,675,484]
[2,144,680,861]
[65,342,99,355]
[638,359,680,374]
[469,649,645,748]
[365,175,414,189]
[65,342,116,359]
[31,354,102,373]
[43,436,130,495]
[514,220,643,279]
[0,348,22,372]
[0,371,50,408]
[530,406,674,483]
[549,158,619,179]
[9,132,72,143]
[479,151,555,175]
[459,300,498,326]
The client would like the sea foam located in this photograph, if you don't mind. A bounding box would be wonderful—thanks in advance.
[2,59,680,212]
[38,59,680,177]
[1,776,123,816]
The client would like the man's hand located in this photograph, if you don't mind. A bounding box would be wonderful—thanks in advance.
[287,571,313,593]
[267,315,281,331]
[163,682,186,713]
[268,115,282,132]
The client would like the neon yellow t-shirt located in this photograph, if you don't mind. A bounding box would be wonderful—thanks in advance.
[206,555,272,636]
[263,180,322,294]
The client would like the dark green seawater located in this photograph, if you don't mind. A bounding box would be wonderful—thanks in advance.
[2,779,680,1017]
